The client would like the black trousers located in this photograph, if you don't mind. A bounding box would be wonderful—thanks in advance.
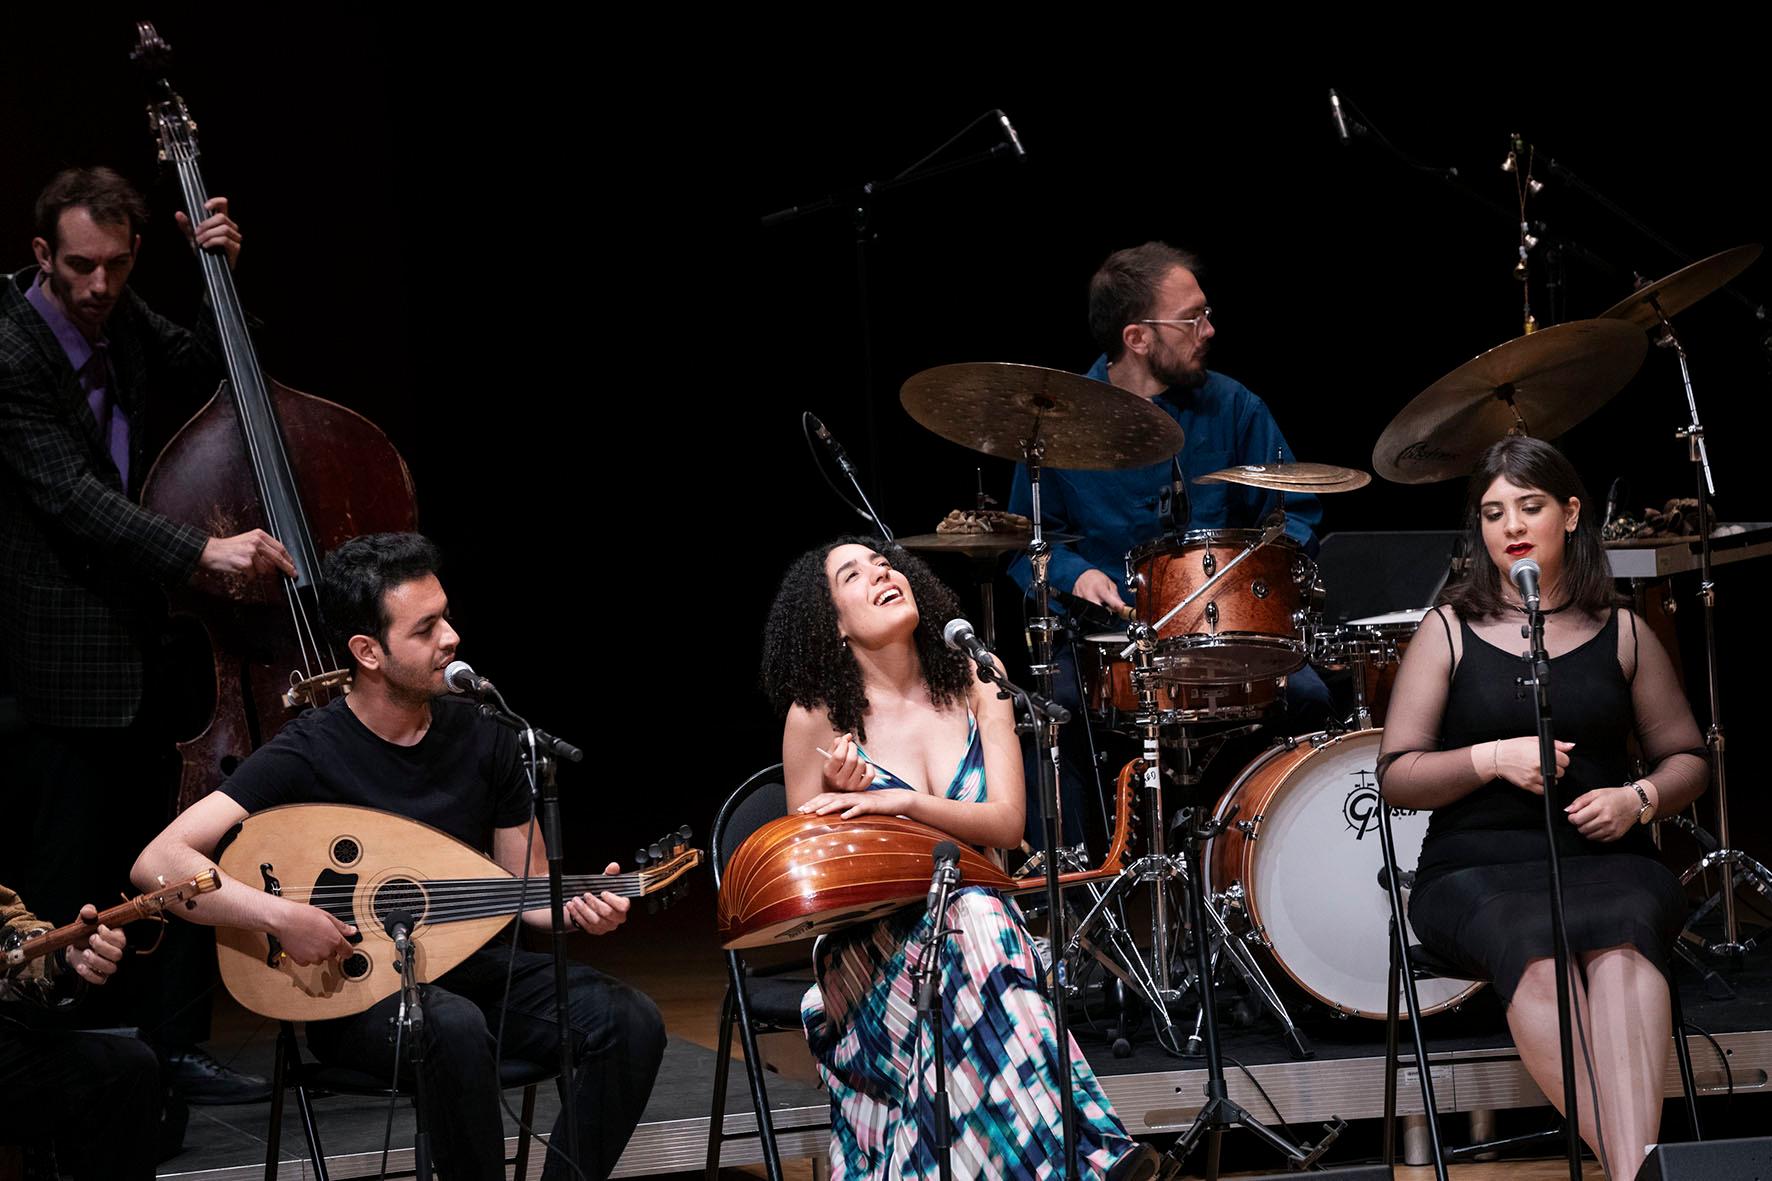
[305,944,665,1181]
[0,1022,160,1179]
[5,722,213,1048]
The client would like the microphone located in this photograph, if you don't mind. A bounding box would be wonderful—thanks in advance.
[942,618,998,670]
[1509,558,1542,612]
[1604,477,1625,529]
[382,909,415,957]
[443,659,494,698]
[1329,89,1350,144]
[807,412,860,477]
[927,841,962,912]
[996,110,1026,159]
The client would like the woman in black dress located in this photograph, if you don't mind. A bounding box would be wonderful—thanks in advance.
[1379,437,1709,1173]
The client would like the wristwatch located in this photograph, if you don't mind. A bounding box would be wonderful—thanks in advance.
[1626,781,1655,825]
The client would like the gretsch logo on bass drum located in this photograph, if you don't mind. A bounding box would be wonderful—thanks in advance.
[1343,770,1417,840]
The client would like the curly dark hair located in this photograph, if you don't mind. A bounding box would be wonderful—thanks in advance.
[760,536,974,742]
[1441,436,1625,619]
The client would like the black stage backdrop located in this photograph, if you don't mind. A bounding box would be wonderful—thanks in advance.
[5,17,1771,869]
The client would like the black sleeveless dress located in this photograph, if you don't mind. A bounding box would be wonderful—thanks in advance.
[1405,609,1687,1003]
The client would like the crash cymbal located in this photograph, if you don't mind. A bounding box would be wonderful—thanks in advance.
[1194,461,1372,493]
[1600,244,1762,330]
[1373,318,1648,484]
[895,531,1082,555]
[900,362,1185,470]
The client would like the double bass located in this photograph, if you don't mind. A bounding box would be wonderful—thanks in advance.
[131,23,420,810]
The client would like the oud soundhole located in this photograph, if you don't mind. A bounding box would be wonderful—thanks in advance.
[341,952,371,980]
[372,878,428,929]
[331,838,361,866]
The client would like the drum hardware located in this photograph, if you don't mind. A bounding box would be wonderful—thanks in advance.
[1158,799,1319,1175]
[1605,247,1772,961]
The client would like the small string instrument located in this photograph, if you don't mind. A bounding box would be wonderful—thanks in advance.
[3,871,220,967]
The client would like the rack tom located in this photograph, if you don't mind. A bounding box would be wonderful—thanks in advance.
[1127,529,1314,683]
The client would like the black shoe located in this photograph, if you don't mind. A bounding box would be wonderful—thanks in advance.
[163,1045,273,1105]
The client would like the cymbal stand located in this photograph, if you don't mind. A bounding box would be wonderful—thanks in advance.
[1017,429,1080,1180]
[1650,296,1772,957]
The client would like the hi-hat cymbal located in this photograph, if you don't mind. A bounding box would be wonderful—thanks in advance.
[1600,244,1763,330]
[1373,319,1648,484]
[1194,462,1372,493]
[895,531,1081,555]
[900,362,1185,471]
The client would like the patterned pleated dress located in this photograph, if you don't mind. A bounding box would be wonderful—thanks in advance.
[800,716,1140,1179]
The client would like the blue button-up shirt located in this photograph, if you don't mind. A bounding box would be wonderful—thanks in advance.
[1007,360,1320,598]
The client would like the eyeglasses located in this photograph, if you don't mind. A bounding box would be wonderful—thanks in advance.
[1137,306,1213,333]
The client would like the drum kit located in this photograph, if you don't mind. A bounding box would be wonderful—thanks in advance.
[882,241,1767,1063]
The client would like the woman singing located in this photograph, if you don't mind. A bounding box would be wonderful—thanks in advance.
[1379,437,1709,1172]
[761,537,1156,1180]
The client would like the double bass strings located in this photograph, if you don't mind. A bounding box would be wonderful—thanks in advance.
[167,138,332,683]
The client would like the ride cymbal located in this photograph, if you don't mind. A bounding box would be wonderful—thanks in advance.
[900,362,1185,470]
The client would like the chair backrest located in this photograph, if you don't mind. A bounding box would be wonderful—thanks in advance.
[711,762,787,889]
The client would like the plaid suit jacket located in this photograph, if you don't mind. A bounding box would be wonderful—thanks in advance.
[0,266,212,727]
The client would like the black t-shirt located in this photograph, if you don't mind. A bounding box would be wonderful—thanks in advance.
[220,696,533,853]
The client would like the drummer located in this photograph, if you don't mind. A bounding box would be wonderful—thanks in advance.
[1007,242,1330,836]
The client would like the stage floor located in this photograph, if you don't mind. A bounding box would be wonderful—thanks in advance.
[152,894,1772,1179]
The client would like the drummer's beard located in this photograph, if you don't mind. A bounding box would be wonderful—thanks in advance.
[1150,348,1208,391]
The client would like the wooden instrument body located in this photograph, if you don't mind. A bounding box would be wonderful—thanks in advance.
[215,804,701,1021]
[131,27,422,812]
[216,804,520,1022]
[718,760,1136,949]
[144,381,418,811]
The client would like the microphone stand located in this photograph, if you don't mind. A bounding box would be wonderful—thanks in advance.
[1519,600,1584,1181]
[966,649,1079,1181]
[477,692,588,1171]
[763,112,1023,502]
[912,855,964,1181]
[803,412,895,543]
[382,916,431,1180]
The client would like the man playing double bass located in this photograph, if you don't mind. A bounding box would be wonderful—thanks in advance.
[0,166,295,1104]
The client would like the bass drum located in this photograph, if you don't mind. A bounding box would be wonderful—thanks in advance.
[1207,728,1484,1019]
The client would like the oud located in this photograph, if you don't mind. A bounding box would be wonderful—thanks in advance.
[215,805,700,1021]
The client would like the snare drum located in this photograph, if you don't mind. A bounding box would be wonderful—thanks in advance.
[1127,530,1312,683]
[1076,633,1279,728]
[1206,728,1483,1019]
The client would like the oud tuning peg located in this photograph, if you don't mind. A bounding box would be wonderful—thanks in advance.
[647,842,665,864]
[677,825,694,844]
[634,847,652,869]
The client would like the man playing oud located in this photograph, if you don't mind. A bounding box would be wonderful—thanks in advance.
[133,532,664,1180]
